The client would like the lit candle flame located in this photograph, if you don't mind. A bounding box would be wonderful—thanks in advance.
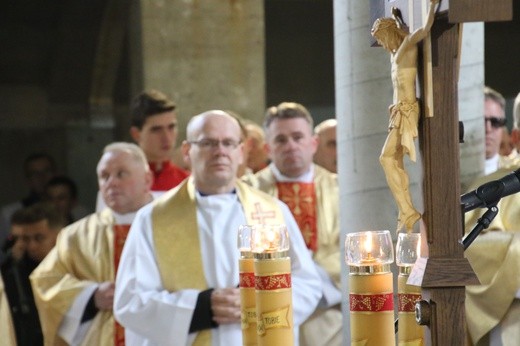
[265,229,278,251]
[364,232,373,255]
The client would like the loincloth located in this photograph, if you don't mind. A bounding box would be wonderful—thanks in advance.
[388,100,419,162]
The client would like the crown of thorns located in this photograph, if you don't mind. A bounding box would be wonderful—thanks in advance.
[371,18,398,36]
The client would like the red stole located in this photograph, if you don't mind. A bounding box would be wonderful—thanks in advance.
[276,182,318,252]
[113,224,131,346]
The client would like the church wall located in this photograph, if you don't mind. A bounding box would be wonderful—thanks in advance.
[135,0,266,143]
[264,0,335,122]
[0,0,337,210]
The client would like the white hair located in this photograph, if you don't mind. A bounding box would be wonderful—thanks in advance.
[101,142,149,171]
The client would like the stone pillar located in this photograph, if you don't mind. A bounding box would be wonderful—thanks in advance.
[458,23,486,189]
[135,1,266,140]
[333,1,484,342]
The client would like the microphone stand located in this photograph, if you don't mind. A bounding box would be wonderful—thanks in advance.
[461,205,499,250]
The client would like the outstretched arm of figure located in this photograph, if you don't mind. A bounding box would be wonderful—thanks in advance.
[407,0,439,44]
[396,0,439,55]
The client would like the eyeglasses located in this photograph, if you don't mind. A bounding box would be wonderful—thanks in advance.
[188,138,241,150]
[485,117,506,129]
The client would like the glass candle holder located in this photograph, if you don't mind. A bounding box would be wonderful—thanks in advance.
[345,230,395,346]
[237,225,257,345]
[396,232,421,268]
[251,224,289,255]
[396,232,423,345]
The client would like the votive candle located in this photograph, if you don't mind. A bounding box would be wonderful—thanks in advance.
[251,224,293,346]
[346,230,395,346]
[238,225,257,346]
[396,232,423,345]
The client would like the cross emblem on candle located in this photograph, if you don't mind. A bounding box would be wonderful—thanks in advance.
[251,202,276,224]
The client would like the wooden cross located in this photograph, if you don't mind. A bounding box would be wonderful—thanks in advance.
[369,0,513,345]
[251,202,276,224]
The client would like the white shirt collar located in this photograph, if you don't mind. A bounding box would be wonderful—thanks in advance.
[269,162,314,183]
[195,190,238,205]
[112,211,138,225]
[485,154,499,175]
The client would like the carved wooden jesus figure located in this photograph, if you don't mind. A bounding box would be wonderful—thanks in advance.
[371,0,438,232]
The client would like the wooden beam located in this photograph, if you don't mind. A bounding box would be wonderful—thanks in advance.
[448,0,513,23]
[414,17,479,346]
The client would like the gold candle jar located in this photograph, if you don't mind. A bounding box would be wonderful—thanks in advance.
[238,225,258,346]
[396,232,423,345]
[346,230,396,346]
[251,224,293,346]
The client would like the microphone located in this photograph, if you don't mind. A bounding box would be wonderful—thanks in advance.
[461,168,520,213]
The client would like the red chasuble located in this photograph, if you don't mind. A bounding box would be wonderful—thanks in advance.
[113,225,131,346]
[276,182,318,252]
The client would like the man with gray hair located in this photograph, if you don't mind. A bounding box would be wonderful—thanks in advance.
[31,142,154,346]
[313,118,337,173]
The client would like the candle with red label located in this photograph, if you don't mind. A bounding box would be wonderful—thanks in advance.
[345,230,395,346]
[396,232,423,345]
[238,225,258,346]
[251,224,293,346]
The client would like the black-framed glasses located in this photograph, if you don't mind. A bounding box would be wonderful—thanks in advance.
[188,138,241,150]
[485,117,506,129]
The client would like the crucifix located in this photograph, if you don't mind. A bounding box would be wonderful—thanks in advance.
[369,0,513,345]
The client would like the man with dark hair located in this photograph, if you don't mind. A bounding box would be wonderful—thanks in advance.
[1,202,66,346]
[129,89,189,191]
[0,152,57,261]
[45,175,90,225]
[21,153,58,205]
[256,101,342,346]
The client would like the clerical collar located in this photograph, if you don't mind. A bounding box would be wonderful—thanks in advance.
[485,154,499,175]
[195,189,239,209]
[112,211,138,225]
[197,189,237,197]
[269,162,314,183]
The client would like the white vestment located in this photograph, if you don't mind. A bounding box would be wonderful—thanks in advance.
[114,191,321,346]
